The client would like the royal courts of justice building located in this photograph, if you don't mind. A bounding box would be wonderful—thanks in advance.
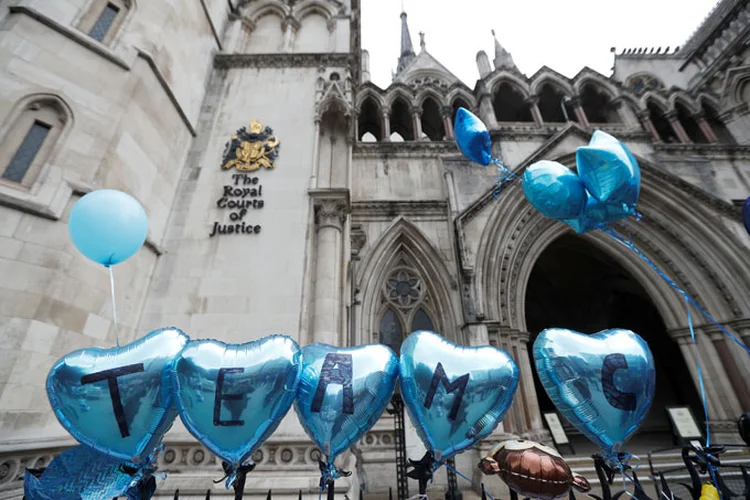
[0,0,749,498]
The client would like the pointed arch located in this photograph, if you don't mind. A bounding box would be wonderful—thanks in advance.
[669,93,700,115]
[645,96,678,143]
[488,73,531,98]
[355,217,461,346]
[536,81,575,123]
[473,151,750,330]
[530,75,574,97]
[578,81,620,124]
[493,81,533,122]
[383,85,415,108]
[389,96,414,141]
[241,0,289,22]
[355,86,386,109]
[293,0,338,21]
[357,96,382,141]
[416,88,445,108]
[572,72,619,99]
[446,87,476,110]
[420,96,445,141]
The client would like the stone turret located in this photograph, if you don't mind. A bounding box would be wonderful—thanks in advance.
[492,29,516,70]
[477,50,492,77]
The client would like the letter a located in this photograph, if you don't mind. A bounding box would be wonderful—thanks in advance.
[311,353,354,415]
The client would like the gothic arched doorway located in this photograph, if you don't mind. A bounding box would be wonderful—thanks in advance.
[524,234,702,455]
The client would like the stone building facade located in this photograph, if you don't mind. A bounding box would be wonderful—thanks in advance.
[0,0,749,498]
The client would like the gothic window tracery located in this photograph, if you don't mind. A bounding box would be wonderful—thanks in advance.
[627,74,664,96]
[377,255,436,353]
[358,96,382,141]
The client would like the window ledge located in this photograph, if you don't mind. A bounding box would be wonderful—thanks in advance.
[9,6,130,70]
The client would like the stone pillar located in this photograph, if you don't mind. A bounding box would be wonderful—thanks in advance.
[441,106,454,140]
[665,110,692,143]
[705,325,750,410]
[516,331,544,435]
[411,107,423,140]
[694,111,719,143]
[671,330,721,418]
[381,109,391,142]
[637,110,661,142]
[526,95,543,126]
[476,82,499,128]
[569,96,589,127]
[312,195,349,346]
[612,98,639,127]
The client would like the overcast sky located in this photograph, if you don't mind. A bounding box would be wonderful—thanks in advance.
[361,0,720,89]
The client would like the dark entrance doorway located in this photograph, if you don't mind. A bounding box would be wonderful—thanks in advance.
[524,235,702,455]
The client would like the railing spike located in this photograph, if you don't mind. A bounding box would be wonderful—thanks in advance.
[173,489,179,499]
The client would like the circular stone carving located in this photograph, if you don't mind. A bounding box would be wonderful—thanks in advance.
[280,449,293,463]
[381,434,392,445]
[364,434,375,445]
[164,450,176,464]
[34,457,46,468]
[0,460,18,484]
[310,448,322,462]
[193,450,205,463]
[253,450,264,463]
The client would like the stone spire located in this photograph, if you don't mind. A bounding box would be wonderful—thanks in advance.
[396,11,416,74]
[492,29,516,70]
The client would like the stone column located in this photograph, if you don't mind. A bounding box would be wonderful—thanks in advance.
[381,109,391,142]
[526,95,543,126]
[637,110,661,142]
[569,96,589,127]
[612,98,639,127]
[705,325,750,410]
[516,331,544,435]
[476,81,498,128]
[665,110,692,143]
[694,111,719,143]
[312,196,348,346]
[441,106,454,140]
[411,107,423,140]
[671,330,721,418]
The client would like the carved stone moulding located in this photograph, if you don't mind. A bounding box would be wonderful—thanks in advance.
[214,53,355,70]
[0,446,67,491]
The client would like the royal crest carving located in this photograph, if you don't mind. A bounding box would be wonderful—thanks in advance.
[221,120,280,171]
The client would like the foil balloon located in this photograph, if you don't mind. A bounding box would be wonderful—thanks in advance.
[24,445,141,500]
[68,189,148,267]
[522,161,587,220]
[294,343,399,478]
[743,196,750,236]
[479,439,590,500]
[562,196,634,234]
[46,328,189,462]
[454,107,492,166]
[172,336,302,470]
[399,330,519,463]
[533,328,655,463]
[576,130,640,209]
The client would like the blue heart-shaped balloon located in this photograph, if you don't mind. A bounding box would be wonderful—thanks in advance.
[294,343,399,466]
[399,331,519,462]
[576,130,640,207]
[46,328,189,462]
[454,107,492,166]
[172,336,302,467]
[533,328,655,461]
[24,445,140,500]
[522,160,588,220]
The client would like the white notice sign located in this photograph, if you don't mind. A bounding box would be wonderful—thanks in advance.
[667,407,703,439]
[544,412,570,445]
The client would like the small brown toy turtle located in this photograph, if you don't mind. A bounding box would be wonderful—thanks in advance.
[479,439,591,500]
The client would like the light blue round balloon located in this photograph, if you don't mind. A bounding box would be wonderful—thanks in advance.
[454,107,492,166]
[399,331,519,463]
[294,343,399,469]
[523,160,588,221]
[533,328,655,464]
[46,327,189,462]
[172,336,302,468]
[68,189,148,266]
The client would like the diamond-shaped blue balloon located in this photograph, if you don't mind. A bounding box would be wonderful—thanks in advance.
[454,107,492,166]
[576,130,640,208]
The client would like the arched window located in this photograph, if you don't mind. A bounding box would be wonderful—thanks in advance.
[451,98,471,124]
[77,0,131,45]
[646,100,678,143]
[537,83,576,123]
[702,101,734,144]
[358,97,382,141]
[741,80,750,104]
[420,97,445,141]
[675,102,706,143]
[579,83,620,124]
[0,96,68,188]
[493,82,533,122]
[377,255,437,353]
[390,97,414,141]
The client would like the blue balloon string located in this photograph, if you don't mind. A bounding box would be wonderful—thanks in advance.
[492,158,519,199]
[443,463,494,500]
[603,228,750,356]
[108,265,120,347]
[685,297,711,447]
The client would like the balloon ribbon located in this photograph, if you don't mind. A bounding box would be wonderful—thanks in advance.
[108,265,120,347]
[491,159,519,198]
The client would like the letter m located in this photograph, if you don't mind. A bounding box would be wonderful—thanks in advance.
[423,362,470,421]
